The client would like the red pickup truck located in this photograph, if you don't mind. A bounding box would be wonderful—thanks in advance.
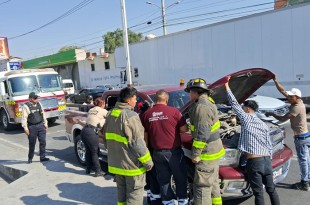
[65,68,293,200]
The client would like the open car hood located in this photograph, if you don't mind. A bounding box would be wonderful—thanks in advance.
[208,68,274,104]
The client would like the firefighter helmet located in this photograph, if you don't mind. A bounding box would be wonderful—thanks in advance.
[184,78,209,92]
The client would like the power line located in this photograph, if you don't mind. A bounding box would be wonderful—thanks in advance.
[140,6,272,34]
[9,0,95,40]
[132,1,275,33]
[0,0,12,6]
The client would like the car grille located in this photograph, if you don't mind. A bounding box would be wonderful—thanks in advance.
[274,106,289,116]
[39,98,58,109]
[271,129,285,155]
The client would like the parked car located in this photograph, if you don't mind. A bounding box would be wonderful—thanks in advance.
[62,79,75,95]
[69,88,105,104]
[65,68,293,200]
[249,95,290,126]
[96,84,114,90]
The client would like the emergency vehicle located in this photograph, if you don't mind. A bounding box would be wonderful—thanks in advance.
[0,68,66,130]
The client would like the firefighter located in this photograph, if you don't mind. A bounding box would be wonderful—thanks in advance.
[104,87,153,205]
[184,79,225,205]
[22,92,49,163]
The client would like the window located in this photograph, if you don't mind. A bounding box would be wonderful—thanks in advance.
[134,68,139,77]
[149,90,190,110]
[91,64,95,71]
[104,62,110,70]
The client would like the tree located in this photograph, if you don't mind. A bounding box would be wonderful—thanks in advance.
[103,28,143,53]
[58,46,80,53]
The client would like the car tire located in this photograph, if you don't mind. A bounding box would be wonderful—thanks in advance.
[1,110,14,131]
[74,134,86,166]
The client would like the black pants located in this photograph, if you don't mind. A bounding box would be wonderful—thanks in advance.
[28,123,46,160]
[146,165,162,205]
[153,148,187,203]
[81,126,100,172]
[246,157,280,205]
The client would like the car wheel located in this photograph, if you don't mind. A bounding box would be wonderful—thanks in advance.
[1,110,14,131]
[74,134,86,166]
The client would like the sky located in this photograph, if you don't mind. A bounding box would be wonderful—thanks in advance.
[0,0,273,60]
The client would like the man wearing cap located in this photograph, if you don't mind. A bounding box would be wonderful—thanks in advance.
[22,92,49,164]
[266,76,309,191]
[185,78,225,205]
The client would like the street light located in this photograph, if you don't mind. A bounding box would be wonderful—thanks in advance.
[146,0,181,35]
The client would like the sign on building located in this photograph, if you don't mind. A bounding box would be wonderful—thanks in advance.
[0,37,10,60]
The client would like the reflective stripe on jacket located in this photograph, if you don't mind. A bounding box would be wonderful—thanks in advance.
[104,102,153,176]
[189,94,225,160]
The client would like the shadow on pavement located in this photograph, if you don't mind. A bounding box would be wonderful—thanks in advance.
[52,136,68,141]
[46,147,79,166]
[276,182,294,190]
[42,159,85,175]
[56,182,116,204]
[223,196,252,205]
[0,125,24,135]
[21,194,77,205]
[0,159,29,165]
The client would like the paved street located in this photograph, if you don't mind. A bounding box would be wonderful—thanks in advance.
[0,118,309,204]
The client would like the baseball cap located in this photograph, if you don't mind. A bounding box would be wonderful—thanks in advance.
[286,88,301,98]
[29,92,39,99]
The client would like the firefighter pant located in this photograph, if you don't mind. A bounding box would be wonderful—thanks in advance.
[81,126,101,172]
[193,159,222,205]
[28,122,46,160]
[153,148,188,205]
[146,166,162,205]
[115,174,146,205]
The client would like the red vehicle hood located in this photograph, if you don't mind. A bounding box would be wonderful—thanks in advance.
[208,68,274,104]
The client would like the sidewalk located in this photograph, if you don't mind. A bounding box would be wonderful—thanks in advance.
[0,139,117,205]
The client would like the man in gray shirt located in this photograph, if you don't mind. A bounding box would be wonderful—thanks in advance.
[266,75,309,191]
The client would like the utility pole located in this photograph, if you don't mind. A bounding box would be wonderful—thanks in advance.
[120,0,132,86]
[146,0,180,36]
[161,0,167,35]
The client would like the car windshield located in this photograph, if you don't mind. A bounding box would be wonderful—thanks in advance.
[63,83,73,88]
[8,75,40,96]
[38,74,62,92]
[149,90,190,110]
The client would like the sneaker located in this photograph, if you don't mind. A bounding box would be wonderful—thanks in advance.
[40,157,50,162]
[95,171,106,177]
[293,181,310,191]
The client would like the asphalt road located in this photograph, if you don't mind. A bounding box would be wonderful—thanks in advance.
[0,119,309,205]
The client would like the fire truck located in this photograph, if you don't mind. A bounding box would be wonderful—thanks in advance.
[0,68,66,130]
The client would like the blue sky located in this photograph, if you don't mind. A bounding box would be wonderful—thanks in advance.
[0,0,272,59]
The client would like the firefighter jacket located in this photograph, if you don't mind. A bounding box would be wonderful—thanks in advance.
[188,94,225,161]
[104,102,153,176]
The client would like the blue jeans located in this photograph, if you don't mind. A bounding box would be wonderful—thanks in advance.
[294,137,310,182]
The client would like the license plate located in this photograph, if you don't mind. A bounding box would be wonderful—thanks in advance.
[273,167,283,180]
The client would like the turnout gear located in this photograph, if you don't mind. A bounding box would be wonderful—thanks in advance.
[25,102,43,125]
[184,78,210,92]
[104,102,153,204]
[188,93,225,205]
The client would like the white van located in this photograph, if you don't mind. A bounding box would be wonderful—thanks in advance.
[62,79,75,95]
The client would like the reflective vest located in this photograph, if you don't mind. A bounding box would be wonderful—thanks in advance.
[105,106,151,176]
[189,95,225,161]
